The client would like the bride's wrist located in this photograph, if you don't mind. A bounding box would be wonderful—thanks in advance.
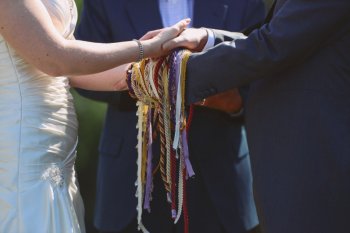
[133,39,144,62]
[134,38,163,60]
[143,39,160,58]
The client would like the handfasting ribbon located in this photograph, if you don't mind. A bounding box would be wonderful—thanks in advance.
[172,51,184,150]
[127,50,194,233]
[161,65,173,201]
[136,102,146,232]
[157,60,172,196]
[143,109,153,212]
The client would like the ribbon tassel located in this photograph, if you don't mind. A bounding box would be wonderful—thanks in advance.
[127,50,193,233]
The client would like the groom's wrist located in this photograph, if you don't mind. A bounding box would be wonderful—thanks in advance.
[201,28,215,51]
[195,28,209,51]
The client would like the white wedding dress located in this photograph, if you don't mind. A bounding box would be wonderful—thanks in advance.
[0,0,85,232]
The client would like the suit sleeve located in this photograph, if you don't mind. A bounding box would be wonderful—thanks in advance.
[238,0,266,107]
[74,0,123,104]
[186,0,350,103]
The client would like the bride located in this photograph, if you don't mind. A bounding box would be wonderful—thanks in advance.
[0,0,189,232]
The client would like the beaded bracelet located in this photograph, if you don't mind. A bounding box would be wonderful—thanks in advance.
[133,39,144,62]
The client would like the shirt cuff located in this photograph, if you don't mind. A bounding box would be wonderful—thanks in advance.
[202,28,215,51]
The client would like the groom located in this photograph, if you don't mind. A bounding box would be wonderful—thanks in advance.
[163,0,350,233]
[76,0,265,233]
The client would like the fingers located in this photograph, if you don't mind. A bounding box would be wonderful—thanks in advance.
[170,18,191,38]
[141,19,191,58]
[163,28,208,51]
[159,19,191,50]
[140,29,163,40]
[141,18,190,41]
[162,18,191,39]
[113,78,128,91]
[173,18,191,34]
[162,36,187,51]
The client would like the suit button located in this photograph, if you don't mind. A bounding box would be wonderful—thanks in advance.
[209,88,216,94]
[202,90,210,96]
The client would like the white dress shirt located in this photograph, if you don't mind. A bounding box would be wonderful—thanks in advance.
[158,0,193,27]
[158,0,215,50]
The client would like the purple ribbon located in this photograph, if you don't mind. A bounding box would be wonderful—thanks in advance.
[181,130,195,178]
[144,110,154,212]
[172,209,177,219]
[168,51,178,121]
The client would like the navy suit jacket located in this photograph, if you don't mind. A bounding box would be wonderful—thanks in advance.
[75,0,265,232]
[186,1,350,233]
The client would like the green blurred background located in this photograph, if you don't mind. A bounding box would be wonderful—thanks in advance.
[73,0,274,232]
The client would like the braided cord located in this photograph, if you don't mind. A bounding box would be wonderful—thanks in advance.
[127,50,193,233]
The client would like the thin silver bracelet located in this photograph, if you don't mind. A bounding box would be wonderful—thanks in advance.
[133,39,144,62]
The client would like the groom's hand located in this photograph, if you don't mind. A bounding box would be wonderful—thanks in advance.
[196,88,243,115]
[162,28,209,52]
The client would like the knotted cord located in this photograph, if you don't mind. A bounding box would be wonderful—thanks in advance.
[127,49,195,233]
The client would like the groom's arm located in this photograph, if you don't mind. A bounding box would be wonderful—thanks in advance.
[185,0,350,104]
[197,0,266,115]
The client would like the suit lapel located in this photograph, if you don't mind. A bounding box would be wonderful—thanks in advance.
[266,0,277,23]
[192,0,228,29]
[126,0,163,38]
[274,0,288,14]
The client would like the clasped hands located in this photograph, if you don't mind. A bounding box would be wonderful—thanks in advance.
[137,19,243,115]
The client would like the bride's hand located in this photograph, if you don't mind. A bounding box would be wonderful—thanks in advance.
[142,18,191,58]
[162,28,209,52]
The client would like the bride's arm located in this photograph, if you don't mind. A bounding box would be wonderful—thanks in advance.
[0,0,188,78]
[69,63,130,91]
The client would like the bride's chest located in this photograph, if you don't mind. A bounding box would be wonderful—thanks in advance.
[41,0,77,37]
